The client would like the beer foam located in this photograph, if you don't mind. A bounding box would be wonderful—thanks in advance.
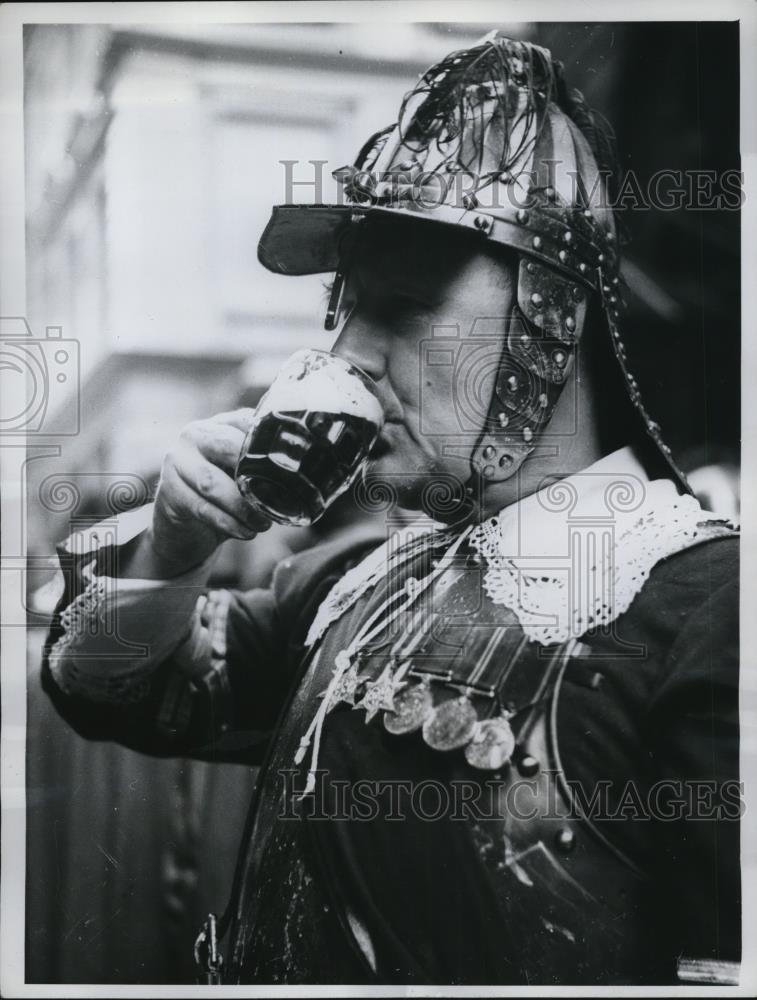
[260,352,384,425]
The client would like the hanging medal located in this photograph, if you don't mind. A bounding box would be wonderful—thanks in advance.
[383,675,435,735]
[355,661,407,720]
[423,694,479,750]
[460,629,526,769]
[464,716,517,770]
[380,611,439,735]
[294,526,473,794]
[421,625,511,753]
[464,637,577,770]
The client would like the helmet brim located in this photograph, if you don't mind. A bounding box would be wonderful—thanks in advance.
[257,203,471,276]
[257,205,354,276]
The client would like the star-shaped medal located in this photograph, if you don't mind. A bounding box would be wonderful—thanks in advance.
[327,661,361,708]
[356,664,407,722]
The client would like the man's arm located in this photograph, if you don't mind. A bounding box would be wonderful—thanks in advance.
[42,406,271,709]
[39,502,277,762]
[41,510,385,765]
[40,407,280,762]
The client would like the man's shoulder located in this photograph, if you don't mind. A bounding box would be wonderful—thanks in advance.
[624,532,739,677]
[598,531,739,673]
[643,530,738,598]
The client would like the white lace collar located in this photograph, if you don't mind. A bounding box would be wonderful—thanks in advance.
[468,448,734,644]
[305,449,735,648]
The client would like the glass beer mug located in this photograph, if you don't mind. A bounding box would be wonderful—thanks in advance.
[235,349,384,526]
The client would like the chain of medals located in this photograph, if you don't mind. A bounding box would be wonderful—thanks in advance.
[295,525,473,794]
[294,523,572,794]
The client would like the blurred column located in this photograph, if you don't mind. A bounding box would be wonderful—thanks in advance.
[106,50,214,354]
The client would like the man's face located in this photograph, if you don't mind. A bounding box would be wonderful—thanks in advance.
[331,219,516,509]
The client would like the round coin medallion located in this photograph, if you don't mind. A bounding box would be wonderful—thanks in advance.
[464,716,516,770]
[422,695,478,751]
[383,680,433,735]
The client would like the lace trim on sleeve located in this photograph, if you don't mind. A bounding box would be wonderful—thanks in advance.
[48,543,212,706]
[49,573,233,710]
[48,559,156,704]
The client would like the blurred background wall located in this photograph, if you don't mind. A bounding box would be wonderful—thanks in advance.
[21,21,739,984]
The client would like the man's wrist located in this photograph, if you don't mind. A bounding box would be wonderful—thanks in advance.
[120,528,218,580]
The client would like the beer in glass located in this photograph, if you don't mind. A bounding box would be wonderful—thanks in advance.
[235,349,384,526]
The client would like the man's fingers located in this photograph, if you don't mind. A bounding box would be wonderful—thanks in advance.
[163,462,268,539]
[173,446,271,533]
[212,408,258,433]
[164,410,274,540]
[181,420,247,474]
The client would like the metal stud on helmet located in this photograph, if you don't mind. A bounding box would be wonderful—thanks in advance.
[257,32,690,493]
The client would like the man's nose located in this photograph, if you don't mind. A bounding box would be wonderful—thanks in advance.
[331,309,388,384]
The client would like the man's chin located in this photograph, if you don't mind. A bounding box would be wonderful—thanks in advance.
[363,452,429,510]
[363,451,471,520]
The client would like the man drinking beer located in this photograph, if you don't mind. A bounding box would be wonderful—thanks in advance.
[42,32,741,986]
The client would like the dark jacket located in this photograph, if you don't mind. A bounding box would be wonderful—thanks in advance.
[42,529,740,985]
